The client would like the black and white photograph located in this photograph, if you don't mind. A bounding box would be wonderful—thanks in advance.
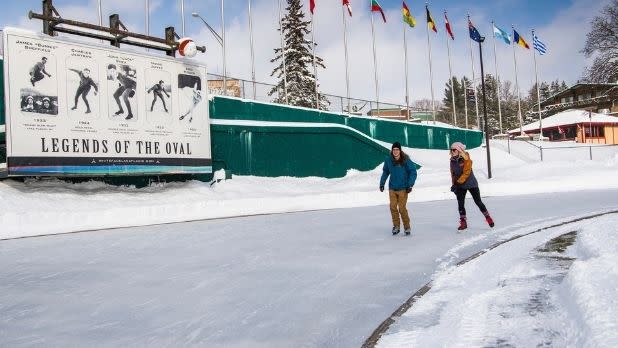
[145,69,172,125]
[17,51,58,116]
[107,63,138,121]
[66,58,99,118]
[177,73,203,126]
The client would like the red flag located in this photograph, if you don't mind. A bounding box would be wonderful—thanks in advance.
[343,0,352,16]
[444,12,454,40]
[310,0,315,14]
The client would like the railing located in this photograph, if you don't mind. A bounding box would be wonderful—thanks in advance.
[206,73,432,119]
[492,139,618,162]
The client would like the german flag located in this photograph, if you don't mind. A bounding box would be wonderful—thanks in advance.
[426,5,437,33]
[513,29,530,49]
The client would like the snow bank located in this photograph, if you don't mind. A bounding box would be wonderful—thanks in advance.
[2,145,618,239]
[561,215,618,347]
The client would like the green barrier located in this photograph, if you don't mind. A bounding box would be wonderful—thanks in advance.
[210,96,483,150]
[211,123,392,178]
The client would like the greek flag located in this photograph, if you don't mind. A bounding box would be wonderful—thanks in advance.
[533,33,547,55]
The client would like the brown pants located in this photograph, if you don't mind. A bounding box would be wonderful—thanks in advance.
[389,189,410,229]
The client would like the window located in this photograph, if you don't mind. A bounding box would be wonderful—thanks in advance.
[584,125,605,137]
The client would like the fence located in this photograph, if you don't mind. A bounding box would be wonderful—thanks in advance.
[492,139,618,162]
[206,73,431,119]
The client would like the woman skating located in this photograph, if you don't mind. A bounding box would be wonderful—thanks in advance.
[449,142,494,231]
[380,142,417,236]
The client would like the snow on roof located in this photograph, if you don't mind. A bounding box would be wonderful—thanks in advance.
[509,109,618,134]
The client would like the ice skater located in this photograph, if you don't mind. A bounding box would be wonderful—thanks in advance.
[449,142,494,231]
[379,142,417,236]
[179,86,202,123]
[113,66,137,120]
[29,57,52,87]
[70,68,98,114]
[148,80,170,112]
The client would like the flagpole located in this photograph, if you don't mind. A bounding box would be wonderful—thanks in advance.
[370,10,380,117]
[491,21,503,134]
[342,5,351,113]
[445,11,457,126]
[221,0,227,96]
[426,4,436,124]
[180,0,186,36]
[463,77,469,128]
[311,12,319,109]
[403,22,411,120]
[512,25,523,135]
[248,0,257,99]
[467,14,480,129]
[98,0,103,43]
[277,0,288,104]
[532,29,543,139]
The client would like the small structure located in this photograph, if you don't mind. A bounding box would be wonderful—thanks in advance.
[508,109,618,144]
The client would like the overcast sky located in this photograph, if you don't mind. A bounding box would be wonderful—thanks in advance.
[1,0,611,105]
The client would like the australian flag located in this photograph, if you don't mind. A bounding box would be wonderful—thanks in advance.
[468,20,483,43]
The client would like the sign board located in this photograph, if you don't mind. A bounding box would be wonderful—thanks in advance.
[2,28,211,176]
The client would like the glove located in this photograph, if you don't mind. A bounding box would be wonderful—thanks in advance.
[380,186,384,192]
[406,187,412,193]
[450,185,458,193]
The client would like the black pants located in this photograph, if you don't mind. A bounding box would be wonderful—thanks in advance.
[456,187,487,217]
[151,92,167,111]
[74,85,92,110]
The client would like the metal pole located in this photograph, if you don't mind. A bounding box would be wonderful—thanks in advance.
[491,21,503,134]
[532,29,543,141]
[221,0,227,96]
[370,11,380,118]
[248,0,257,100]
[512,25,524,136]
[311,12,319,109]
[426,5,436,124]
[403,21,411,121]
[463,77,469,128]
[478,37,492,178]
[180,0,185,36]
[98,0,103,43]
[342,5,351,113]
[277,0,288,104]
[445,12,456,125]
[468,15,480,129]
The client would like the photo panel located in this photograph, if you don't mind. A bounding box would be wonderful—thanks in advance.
[66,57,100,119]
[177,73,203,127]
[18,52,58,116]
[106,63,138,122]
[145,69,173,126]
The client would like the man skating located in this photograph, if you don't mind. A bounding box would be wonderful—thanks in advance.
[148,80,170,113]
[70,68,98,114]
[29,57,51,87]
[113,66,137,120]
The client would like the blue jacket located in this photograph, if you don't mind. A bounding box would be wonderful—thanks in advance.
[380,155,417,191]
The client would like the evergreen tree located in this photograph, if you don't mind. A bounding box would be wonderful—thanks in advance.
[269,0,329,109]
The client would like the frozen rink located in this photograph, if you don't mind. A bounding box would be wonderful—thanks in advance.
[1,190,616,347]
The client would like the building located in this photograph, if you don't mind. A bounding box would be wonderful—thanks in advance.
[508,109,618,144]
[208,79,242,98]
[367,108,433,122]
[539,83,618,116]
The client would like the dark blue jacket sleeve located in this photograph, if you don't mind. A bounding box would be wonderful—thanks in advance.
[379,159,390,188]
[406,159,417,188]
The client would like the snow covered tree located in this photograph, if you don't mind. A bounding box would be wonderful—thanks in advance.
[269,0,329,109]
[582,0,618,83]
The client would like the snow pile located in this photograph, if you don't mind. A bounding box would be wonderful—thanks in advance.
[2,145,618,239]
[376,214,618,347]
[562,215,618,347]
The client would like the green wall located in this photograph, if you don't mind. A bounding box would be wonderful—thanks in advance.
[211,123,391,178]
[209,96,483,150]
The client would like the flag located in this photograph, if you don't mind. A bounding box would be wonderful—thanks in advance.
[493,24,511,45]
[371,0,386,23]
[444,12,454,40]
[426,6,437,33]
[468,19,482,43]
[310,0,315,14]
[533,33,547,55]
[402,2,416,28]
[513,29,530,49]
[558,126,565,134]
[343,0,352,16]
